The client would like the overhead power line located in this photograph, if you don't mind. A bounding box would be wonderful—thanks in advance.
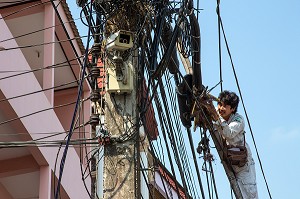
[216,1,272,198]
[0,0,50,20]
[0,35,88,52]
[53,0,93,198]
[0,79,81,103]
[0,56,83,81]
[0,137,98,148]
[0,16,87,45]
[0,100,77,126]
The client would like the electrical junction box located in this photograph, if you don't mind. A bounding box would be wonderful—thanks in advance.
[106,62,134,94]
[106,30,133,51]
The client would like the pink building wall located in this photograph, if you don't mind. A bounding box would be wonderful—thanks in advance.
[0,1,91,198]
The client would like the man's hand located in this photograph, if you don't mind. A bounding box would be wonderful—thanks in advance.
[213,117,226,130]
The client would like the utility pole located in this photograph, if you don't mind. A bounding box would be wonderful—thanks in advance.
[77,0,149,197]
[103,50,137,198]
[88,33,139,199]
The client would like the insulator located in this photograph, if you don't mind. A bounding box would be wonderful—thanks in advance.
[91,43,101,56]
[89,114,100,126]
[90,67,100,79]
[86,62,96,69]
[90,90,101,102]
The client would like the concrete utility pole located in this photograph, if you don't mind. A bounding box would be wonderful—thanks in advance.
[75,0,152,197]
[89,28,140,198]
[103,53,137,198]
[89,51,139,199]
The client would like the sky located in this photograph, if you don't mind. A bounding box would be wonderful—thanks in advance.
[67,0,300,198]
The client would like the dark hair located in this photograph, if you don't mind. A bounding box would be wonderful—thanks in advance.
[218,90,239,113]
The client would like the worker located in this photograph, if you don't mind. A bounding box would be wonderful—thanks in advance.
[214,90,258,198]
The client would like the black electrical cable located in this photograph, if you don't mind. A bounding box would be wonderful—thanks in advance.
[166,70,200,196]
[0,63,73,74]
[0,143,99,148]
[0,35,88,52]
[163,72,200,198]
[158,24,204,197]
[186,127,207,198]
[157,78,192,198]
[140,118,172,199]
[151,16,183,79]
[139,47,200,199]
[53,132,66,199]
[138,45,167,169]
[203,130,219,199]
[162,90,198,198]
[55,32,80,86]
[0,101,76,127]
[139,156,155,199]
[216,0,223,92]
[0,131,88,139]
[217,11,273,198]
[165,40,226,199]
[78,88,94,199]
[82,148,100,180]
[142,27,205,197]
[0,0,50,20]
[0,1,30,4]
[80,2,97,36]
[208,159,219,199]
[0,138,99,148]
[50,0,93,88]
[53,0,93,197]
[83,147,101,176]
[151,91,183,198]
[203,159,213,199]
[53,100,88,199]
[32,130,81,143]
[0,56,83,81]
[0,79,81,103]
[0,16,85,44]
[0,131,68,137]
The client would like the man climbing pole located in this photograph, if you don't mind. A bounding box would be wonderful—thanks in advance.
[214,90,259,198]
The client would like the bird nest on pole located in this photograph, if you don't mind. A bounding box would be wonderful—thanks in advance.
[191,91,219,131]
[97,1,154,38]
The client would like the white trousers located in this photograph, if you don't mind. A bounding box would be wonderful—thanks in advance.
[234,158,258,199]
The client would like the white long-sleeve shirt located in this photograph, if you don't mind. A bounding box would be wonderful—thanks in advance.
[218,113,246,146]
[215,112,258,198]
